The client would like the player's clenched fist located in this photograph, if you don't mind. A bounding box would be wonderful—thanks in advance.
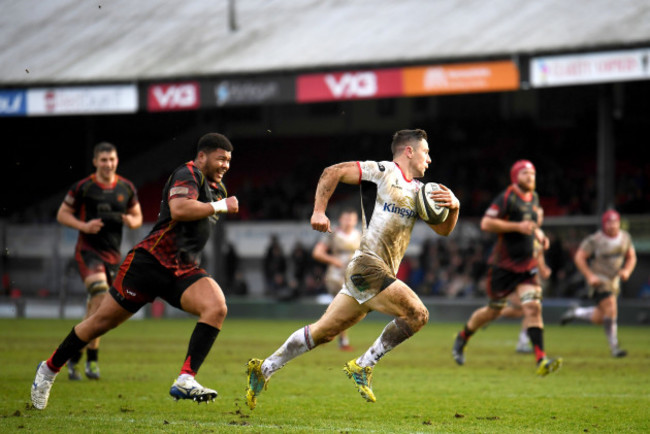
[225,196,239,213]
[311,211,331,233]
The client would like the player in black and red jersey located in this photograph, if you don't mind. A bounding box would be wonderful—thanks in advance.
[452,160,563,376]
[57,142,142,381]
[31,133,239,410]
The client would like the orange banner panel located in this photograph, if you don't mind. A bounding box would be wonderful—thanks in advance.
[403,61,519,95]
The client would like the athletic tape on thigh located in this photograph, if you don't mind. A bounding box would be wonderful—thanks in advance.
[488,299,507,309]
[87,281,109,296]
[520,289,542,304]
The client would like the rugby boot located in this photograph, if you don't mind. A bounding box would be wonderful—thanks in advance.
[31,361,57,410]
[560,307,577,325]
[536,357,563,376]
[516,342,534,354]
[452,333,467,365]
[169,374,218,403]
[612,347,628,358]
[343,359,376,403]
[67,361,82,381]
[245,358,268,410]
[85,361,100,380]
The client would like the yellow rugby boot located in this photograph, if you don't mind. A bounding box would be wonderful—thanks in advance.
[343,359,376,402]
[536,357,563,377]
[245,358,267,410]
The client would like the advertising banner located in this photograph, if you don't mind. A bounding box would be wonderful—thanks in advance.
[297,69,403,103]
[530,49,650,87]
[27,85,137,116]
[147,81,200,112]
[209,76,295,106]
[403,61,519,95]
[0,89,27,116]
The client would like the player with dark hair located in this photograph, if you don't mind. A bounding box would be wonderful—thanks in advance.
[31,133,239,410]
[245,129,460,409]
[312,208,361,350]
[560,209,636,357]
[452,160,563,376]
[56,141,142,380]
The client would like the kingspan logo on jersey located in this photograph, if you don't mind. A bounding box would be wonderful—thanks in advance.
[382,202,417,219]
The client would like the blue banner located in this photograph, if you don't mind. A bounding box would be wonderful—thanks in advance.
[0,90,27,116]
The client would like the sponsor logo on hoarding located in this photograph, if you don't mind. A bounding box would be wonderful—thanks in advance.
[297,69,402,102]
[0,90,27,116]
[26,85,138,116]
[530,49,650,87]
[216,80,281,106]
[148,82,199,111]
[325,72,377,98]
[403,61,519,95]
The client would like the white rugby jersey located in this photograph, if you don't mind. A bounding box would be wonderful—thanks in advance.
[321,226,361,282]
[579,229,632,286]
[355,160,423,274]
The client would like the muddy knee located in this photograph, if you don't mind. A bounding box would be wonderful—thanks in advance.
[409,306,429,332]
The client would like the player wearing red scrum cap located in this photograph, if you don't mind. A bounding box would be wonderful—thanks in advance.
[560,209,637,357]
[452,159,563,376]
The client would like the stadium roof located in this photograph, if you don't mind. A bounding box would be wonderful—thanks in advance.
[1,0,650,86]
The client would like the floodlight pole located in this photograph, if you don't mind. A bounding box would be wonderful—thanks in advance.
[229,0,238,32]
[597,85,616,215]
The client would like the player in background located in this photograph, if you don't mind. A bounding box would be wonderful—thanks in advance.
[499,243,552,353]
[311,208,361,351]
[31,133,239,410]
[452,160,562,376]
[56,142,142,380]
[245,129,460,410]
[560,210,636,357]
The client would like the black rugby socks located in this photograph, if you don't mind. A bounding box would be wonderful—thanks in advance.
[181,322,220,376]
[47,328,88,372]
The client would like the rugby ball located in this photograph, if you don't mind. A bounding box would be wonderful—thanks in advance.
[416,182,449,225]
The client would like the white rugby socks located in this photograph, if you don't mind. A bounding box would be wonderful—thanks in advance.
[574,306,596,321]
[357,319,413,368]
[261,326,315,378]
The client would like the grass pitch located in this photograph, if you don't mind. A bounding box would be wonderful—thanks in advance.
[1,317,649,433]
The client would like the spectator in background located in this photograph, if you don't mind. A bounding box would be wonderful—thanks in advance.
[560,210,637,358]
[290,241,311,296]
[223,242,240,291]
[638,274,650,299]
[263,235,289,299]
[56,142,142,381]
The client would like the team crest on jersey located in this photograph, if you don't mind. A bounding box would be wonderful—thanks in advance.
[117,194,125,202]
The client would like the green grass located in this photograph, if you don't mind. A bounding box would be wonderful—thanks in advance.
[1,317,649,433]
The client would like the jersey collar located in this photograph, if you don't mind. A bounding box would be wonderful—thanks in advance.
[394,162,412,182]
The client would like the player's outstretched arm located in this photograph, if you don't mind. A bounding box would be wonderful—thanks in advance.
[311,162,359,233]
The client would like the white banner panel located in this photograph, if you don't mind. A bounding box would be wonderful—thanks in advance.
[27,85,138,115]
[530,49,650,87]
